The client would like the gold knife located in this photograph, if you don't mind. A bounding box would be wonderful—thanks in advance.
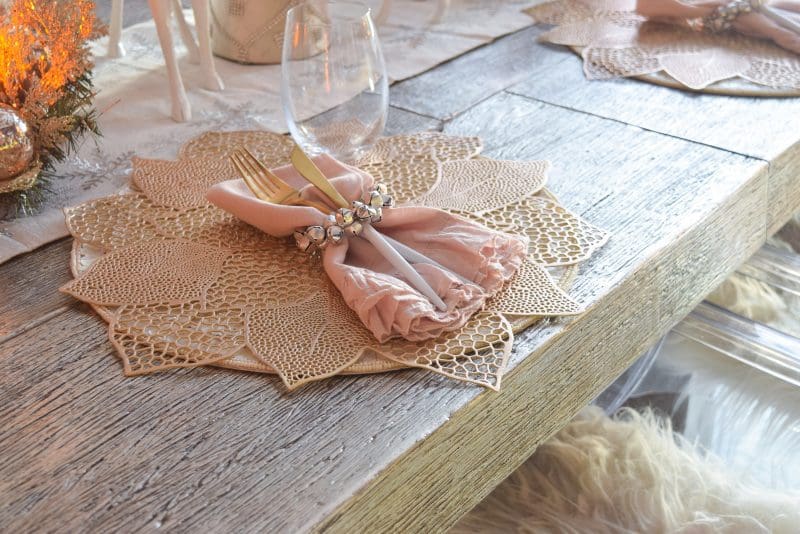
[290,146,350,209]
[289,146,471,284]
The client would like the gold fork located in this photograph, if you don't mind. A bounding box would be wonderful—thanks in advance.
[229,147,331,213]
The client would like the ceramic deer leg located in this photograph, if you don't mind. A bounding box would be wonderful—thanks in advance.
[107,0,125,58]
[148,0,192,122]
[171,0,201,64]
[191,0,224,91]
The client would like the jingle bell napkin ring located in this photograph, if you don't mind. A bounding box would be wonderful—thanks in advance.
[636,0,800,54]
[294,184,394,252]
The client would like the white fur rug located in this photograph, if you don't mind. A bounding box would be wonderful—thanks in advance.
[707,273,789,325]
[452,406,800,533]
[703,214,800,337]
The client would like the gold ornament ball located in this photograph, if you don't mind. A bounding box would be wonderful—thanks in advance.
[0,104,35,181]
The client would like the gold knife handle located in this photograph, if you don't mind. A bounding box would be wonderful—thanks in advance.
[290,146,351,209]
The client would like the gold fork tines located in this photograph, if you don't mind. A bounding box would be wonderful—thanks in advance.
[229,150,272,202]
[229,147,330,213]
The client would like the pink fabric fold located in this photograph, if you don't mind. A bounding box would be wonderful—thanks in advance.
[207,154,528,342]
[636,0,800,54]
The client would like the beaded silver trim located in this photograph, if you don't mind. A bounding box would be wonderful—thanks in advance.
[702,0,763,33]
[293,184,394,252]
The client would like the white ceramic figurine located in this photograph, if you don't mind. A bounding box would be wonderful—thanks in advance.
[107,0,224,122]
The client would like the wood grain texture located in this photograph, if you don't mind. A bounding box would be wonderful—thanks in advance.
[390,26,557,120]
[0,305,486,533]
[0,239,74,341]
[3,4,800,532]
[507,41,800,161]
[766,146,800,234]
[383,106,442,136]
[317,93,771,532]
[1,90,783,533]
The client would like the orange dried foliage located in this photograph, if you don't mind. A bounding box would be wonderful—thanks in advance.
[0,0,103,109]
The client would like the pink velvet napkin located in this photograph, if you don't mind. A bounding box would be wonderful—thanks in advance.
[206,155,528,343]
[636,0,800,54]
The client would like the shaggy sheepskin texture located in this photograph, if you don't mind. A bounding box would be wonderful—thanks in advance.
[706,236,800,337]
[771,214,800,255]
[707,273,789,324]
[452,407,800,534]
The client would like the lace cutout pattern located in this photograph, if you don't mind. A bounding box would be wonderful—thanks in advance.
[362,132,483,164]
[64,193,163,251]
[206,249,324,310]
[379,312,513,391]
[489,258,583,316]
[62,240,230,306]
[112,302,247,375]
[247,288,375,388]
[132,157,239,209]
[414,160,549,213]
[528,0,800,92]
[462,195,609,266]
[62,131,608,390]
[360,156,441,205]
[179,130,296,163]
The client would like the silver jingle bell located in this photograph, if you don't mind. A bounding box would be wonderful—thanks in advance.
[294,230,313,252]
[369,190,384,209]
[335,208,354,226]
[306,225,326,244]
[327,225,345,244]
[354,201,373,221]
[346,221,363,236]
[372,184,394,207]
[322,213,337,228]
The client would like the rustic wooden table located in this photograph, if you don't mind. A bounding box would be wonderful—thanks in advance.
[2,4,800,533]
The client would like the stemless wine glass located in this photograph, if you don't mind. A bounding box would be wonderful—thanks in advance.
[281,1,389,162]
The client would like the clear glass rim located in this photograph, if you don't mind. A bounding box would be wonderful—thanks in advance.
[286,1,373,25]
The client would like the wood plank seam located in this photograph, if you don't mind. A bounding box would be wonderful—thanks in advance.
[392,86,511,122]
[387,105,444,130]
[0,305,75,346]
[504,88,765,163]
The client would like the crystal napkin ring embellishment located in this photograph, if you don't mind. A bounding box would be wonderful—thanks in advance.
[293,184,394,252]
[702,0,763,32]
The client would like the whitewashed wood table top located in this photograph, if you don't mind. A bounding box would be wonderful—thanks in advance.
[3,6,800,534]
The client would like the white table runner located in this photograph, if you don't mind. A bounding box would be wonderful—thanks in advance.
[0,0,538,265]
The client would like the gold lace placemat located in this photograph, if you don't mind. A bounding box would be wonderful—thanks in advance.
[527,0,800,96]
[61,131,608,391]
